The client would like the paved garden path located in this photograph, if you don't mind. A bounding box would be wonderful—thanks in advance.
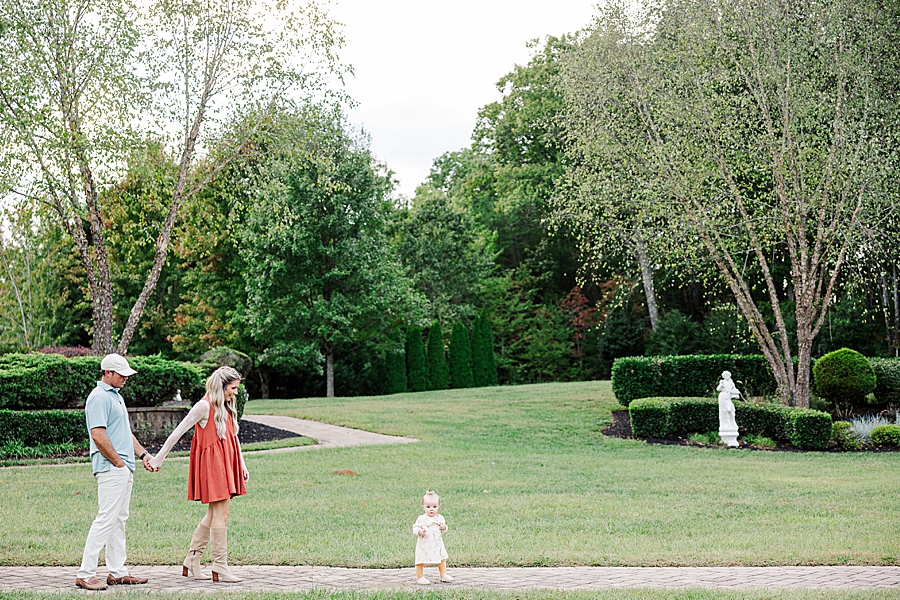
[1,565,899,592]
[240,414,419,451]
[5,418,898,592]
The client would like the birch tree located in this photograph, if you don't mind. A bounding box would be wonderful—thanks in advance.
[0,0,345,354]
[564,0,899,406]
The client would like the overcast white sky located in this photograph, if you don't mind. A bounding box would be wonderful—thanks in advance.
[327,0,598,199]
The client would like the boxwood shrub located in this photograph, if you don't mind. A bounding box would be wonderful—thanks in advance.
[0,408,88,446]
[870,424,900,447]
[0,354,206,410]
[611,355,778,406]
[627,397,832,450]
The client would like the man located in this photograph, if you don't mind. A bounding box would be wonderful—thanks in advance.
[76,353,156,591]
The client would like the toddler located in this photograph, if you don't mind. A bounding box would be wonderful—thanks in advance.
[412,490,452,584]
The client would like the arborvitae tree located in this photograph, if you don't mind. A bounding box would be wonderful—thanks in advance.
[384,350,408,394]
[426,321,450,390]
[406,327,427,392]
[448,321,474,389]
[472,309,499,386]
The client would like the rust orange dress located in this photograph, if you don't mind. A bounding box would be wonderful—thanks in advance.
[188,399,247,504]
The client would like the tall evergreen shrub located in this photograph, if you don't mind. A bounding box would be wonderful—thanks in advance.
[384,350,407,394]
[472,310,499,386]
[426,322,450,391]
[406,327,427,392]
[448,322,474,389]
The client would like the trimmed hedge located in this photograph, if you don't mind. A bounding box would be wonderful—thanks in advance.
[0,408,88,446]
[870,424,900,447]
[628,396,832,450]
[611,355,778,406]
[0,354,206,410]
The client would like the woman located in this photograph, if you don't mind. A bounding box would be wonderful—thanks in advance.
[150,366,248,583]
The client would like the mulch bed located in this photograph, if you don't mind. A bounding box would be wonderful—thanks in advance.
[602,409,897,452]
[142,419,303,454]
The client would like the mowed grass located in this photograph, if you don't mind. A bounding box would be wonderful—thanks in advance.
[3,590,900,600]
[0,381,897,568]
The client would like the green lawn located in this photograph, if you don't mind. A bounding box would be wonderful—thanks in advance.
[0,381,897,568]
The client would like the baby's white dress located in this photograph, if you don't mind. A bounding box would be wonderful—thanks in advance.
[413,514,449,565]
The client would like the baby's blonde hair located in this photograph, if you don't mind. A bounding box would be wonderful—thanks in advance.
[423,489,440,505]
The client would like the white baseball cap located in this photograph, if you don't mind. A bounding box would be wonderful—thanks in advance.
[100,353,137,376]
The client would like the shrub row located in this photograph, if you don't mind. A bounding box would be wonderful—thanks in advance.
[628,397,833,450]
[611,355,778,406]
[0,408,88,446]
[0,354,206,410]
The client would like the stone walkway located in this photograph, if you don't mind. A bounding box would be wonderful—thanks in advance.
[240,414,418,452]
[1,565,899,592]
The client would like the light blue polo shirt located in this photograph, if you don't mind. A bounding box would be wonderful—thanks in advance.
[85,381,135,475]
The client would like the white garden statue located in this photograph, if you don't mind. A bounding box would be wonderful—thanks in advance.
[716,371,740,447]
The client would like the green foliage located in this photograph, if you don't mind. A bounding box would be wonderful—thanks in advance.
[425,322,449,391]
[448,322,474,389]
[597,295,646,377]
[870,424,900,447]
[628,397,674,437]
[829,421,862,451]
[813,348,877,406]
[611,355,776,407]
[742,433,777,449]
[0,354,204,409]
[405,327,427,393]
[783,408,834,450]
[471,309,498,387]
[240,106,421,395]
[0,408,87,446]
[384,350,407,394]
[645,310,704,356]
[702,305,756,355]
[628,397,832,450]
[397,190,495,324]
[871,358,900,405]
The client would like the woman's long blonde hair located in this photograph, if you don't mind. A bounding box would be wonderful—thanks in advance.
[206,366,241,439]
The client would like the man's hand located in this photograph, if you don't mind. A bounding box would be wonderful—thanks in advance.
[142,454,158,472]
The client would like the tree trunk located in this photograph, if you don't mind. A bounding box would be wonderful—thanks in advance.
[325,341,335,398]
[894,263,899,356]
[634,225,659,331]
[257,367,270,400]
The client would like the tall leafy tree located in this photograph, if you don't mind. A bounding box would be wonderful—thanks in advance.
[0,0,345,353]
[564,0,900,406]
[241,106,421,397]
[472,308,499,387]
[398,185,496,324]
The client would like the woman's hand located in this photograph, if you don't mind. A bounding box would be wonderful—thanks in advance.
[242,466,250,482]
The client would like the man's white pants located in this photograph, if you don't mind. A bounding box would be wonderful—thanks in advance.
[77,466,133,579]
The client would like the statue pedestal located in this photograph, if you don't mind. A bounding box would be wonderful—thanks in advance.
[718,428,739,447]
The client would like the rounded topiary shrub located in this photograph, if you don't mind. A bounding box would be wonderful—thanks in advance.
[870,424,900,447]
[813,348,876,405]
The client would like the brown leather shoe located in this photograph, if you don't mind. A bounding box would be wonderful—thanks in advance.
[75,576,108,590]
[106,574,149,585]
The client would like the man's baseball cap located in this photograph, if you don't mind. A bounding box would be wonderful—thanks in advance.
[100,353,137,376]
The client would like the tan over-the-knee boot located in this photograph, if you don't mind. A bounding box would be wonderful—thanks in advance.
[182,523,212,580]
[209,527,241,583]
